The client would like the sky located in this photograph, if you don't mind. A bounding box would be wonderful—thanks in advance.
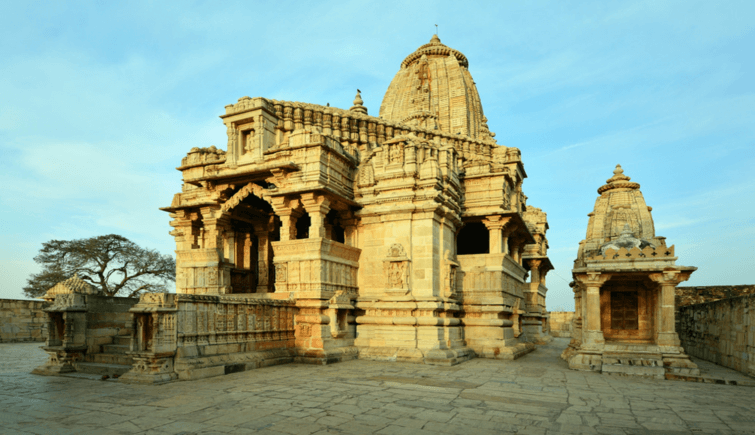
[1,1,753,310]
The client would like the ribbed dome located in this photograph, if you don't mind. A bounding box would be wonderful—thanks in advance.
[379,35,494,141]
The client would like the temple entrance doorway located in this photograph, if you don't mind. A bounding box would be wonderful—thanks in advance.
[599,278,656,344]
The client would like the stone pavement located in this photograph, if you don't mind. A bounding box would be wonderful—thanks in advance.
[1,338,754,435]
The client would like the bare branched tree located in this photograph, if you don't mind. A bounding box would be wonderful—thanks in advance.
[23,234,175,298]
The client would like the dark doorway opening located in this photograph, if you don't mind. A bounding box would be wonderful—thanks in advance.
[295,213,311,239]
[457,222,489,255]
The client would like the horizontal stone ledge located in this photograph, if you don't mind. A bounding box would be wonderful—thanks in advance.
[356,316,461,326]
[294,314,331,324]
[461,318,514,327]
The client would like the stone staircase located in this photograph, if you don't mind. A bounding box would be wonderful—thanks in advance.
[601,344,665,379]
[74,329,134,379]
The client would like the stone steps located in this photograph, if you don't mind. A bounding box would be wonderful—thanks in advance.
[74,362,132,377]
[602,351,665,379]
[79,330,134,377]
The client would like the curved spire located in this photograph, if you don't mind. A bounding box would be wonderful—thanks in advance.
[380,36,490,140]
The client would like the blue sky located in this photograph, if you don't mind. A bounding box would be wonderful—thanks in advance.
[1,1,753,310]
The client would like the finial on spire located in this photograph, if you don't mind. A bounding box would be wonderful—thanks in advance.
[350,89,367,114]
[607,164,631,184]
[430,34,441,44]
[597,163,640,194]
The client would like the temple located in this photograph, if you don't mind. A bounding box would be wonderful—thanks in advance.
[562,165,700,378]
[33,36,553,382]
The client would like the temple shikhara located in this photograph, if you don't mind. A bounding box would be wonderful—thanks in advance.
[32,35,555,382]
[562,165,700,378]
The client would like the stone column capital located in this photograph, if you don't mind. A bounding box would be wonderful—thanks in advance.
[482,215,511,231]
[270,196,302,217]
[299,192,331,213]
[527,259,542,270]
[648,269,693,286]
[574,272,612,287]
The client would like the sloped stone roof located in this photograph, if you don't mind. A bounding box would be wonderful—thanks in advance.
[40,273,99,301]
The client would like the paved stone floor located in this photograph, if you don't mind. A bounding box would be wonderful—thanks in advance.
[1,339,755,435]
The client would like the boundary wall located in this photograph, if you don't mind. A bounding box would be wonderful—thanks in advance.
[548,311,573,338]
[0,299,49,343]
[678,294,755,378]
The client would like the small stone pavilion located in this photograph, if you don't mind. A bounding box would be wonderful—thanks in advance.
[33,36,553,383]
[562,165,699,378]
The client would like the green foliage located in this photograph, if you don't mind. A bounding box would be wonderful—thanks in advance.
[23,234,175,299]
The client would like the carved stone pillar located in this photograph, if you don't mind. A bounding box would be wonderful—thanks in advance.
[242,232,252,269]
[270,197,301,241]
[255,223,273,292]
[340,212,358,247]
[570,282,583,347]
[649,269,692,347]
[525,259,542,313]
[574,272,611,349]
[300,193,331,239]
[509,236,524,264]
[482,216,511,254]
[223,230,235,264]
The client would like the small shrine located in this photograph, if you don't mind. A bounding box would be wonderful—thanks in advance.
[562,165,700,378]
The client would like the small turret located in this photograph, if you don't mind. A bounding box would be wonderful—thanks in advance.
[350,89,368,114]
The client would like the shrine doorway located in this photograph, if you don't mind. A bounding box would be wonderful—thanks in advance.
[599,278,656,344]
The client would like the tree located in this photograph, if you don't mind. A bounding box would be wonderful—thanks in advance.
[23,234,175,299]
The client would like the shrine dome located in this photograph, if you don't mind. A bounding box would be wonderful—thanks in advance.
[579,165,663,259]
[379,35,495,141]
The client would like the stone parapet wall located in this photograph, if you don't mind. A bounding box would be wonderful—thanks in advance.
[675,285,755,332]
[122,293,298,383]
[0,299,50,343]
[679,294,755,378]
[549,311,573,338]
[676,285,755,309]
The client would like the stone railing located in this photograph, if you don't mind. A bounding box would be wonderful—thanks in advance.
[457,253,526,303]
[272,238,360,297]
[224,97,518,166]
[121,293,296,383]
[679,294,755,378]
[0,299,49,343]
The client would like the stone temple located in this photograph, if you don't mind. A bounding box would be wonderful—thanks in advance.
[562,165,700,378]
[32,36,554,382]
